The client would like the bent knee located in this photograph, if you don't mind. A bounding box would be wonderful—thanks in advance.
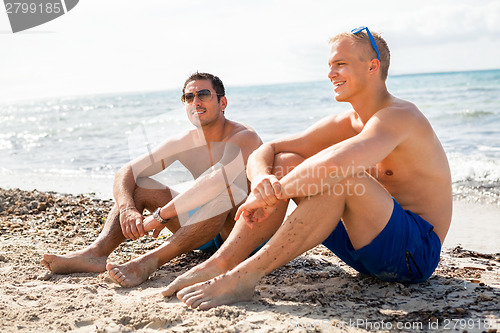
[136,177,166,190]
[332,172,377,197]
[273,153,304,178]
[133,178,174,208]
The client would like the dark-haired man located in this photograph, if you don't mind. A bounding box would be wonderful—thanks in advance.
[41,72,277,287]
[162,28,452,309]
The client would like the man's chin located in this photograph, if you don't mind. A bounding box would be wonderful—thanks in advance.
[189,118,202,127]
[334,95,345,102]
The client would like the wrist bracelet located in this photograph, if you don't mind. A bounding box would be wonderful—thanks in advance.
[119,206,137,214]
[153,207,169,225]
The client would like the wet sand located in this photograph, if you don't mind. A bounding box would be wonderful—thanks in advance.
[0,188,499,332]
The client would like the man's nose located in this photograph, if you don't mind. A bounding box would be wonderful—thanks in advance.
[193,94,202,105]
[328,68,337,80]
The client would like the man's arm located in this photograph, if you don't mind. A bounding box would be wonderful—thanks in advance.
[246,112,357,206]
[236,107,413,222]
[279,113,404,198]
[144,129,262,232]
[113,131,198,240]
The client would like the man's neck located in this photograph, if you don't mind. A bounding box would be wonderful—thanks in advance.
[349,83,392,124]
[196,117,228,143]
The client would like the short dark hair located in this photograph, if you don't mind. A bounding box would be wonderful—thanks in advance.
[183,72,225,102]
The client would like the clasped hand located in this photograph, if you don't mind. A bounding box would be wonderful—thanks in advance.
[119,209,166,240]
[235,174,284,226]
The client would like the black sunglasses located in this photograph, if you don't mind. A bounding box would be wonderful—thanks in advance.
[181,89,220,104]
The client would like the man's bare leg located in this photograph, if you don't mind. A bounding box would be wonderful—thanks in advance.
[41,183,177,274]
[162,152,300,296]
[176,173,394,309]
[106,209,231,287]
[162,198,289,296]
[105,186,248,287]
[41,204,125,273]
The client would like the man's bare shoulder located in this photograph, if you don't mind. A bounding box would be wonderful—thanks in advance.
[371,97,430,130]
[320,109,365,137]
[170,128,201,145]
[361,97,437,153]
[224,120,262,146]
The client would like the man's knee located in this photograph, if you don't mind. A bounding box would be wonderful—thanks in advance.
[136,177,166,190]
[328,172,372,198]
[272,153,304,179]
[133,178,173,209]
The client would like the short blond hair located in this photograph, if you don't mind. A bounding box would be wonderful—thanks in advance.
[329,30,390,81]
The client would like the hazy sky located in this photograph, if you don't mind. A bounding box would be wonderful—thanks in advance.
[1,0,499,102]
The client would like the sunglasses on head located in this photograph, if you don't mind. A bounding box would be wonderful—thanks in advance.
[351,26,380,61]
[181,89,219,105]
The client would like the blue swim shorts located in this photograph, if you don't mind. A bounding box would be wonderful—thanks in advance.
[191,207,267,255]
[184,207,223,252]
[196,234,267,256]
[196,233,224,252]
[322,198,441,283]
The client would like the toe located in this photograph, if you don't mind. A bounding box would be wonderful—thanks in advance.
[199,299,218,310]
[105,262,115,272]
[176,285,193,300]
[162,278,182,297]
[40,259,50,271]
[161,286,175,297]
[112,269,125,282]
[184,293,205,308]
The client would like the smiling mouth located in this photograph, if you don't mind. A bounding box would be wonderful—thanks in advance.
[191,108,206,115]
[333,81,345,87]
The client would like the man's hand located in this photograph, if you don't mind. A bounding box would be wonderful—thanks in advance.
[143,215,167,238]
[119,208,145,240]
[251,174,283,206]
[235,193,278,228]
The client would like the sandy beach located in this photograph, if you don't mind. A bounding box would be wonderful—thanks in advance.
[0,187,499,332]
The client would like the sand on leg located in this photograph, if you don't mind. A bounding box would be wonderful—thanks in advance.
[162,153,301,296]
[177,172,394,309]
[106,207,231,287]
[106,186,250,287]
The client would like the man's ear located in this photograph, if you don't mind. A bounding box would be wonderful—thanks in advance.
[368,58,380,75]
[220,96,228,112]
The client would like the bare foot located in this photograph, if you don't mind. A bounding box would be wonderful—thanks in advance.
[161,259,228,297]
[176,269,261,310]
[106,257,158,288]
[41,250,107,274]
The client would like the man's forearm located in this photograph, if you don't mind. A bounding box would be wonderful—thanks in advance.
[160,165,241,220]
[246,143,276,182]
[278,152,345,200]
[113,165,138,210]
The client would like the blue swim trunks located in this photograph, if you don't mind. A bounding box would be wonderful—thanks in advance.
[196,234,267,256]
[322,198,441,283]
[184,207,223,252]
[191,207,266,255]
[196,234,224,252]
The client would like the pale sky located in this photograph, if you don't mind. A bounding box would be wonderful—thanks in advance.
[1,0,499,103]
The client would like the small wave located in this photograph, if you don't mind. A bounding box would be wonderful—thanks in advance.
[449,152,500,181]
[453,180,500,205]
[458,110,497,118]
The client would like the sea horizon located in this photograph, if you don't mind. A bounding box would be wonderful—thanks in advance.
[2,67,500,105]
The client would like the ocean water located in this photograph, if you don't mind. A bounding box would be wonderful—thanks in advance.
[1,70,500,201]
